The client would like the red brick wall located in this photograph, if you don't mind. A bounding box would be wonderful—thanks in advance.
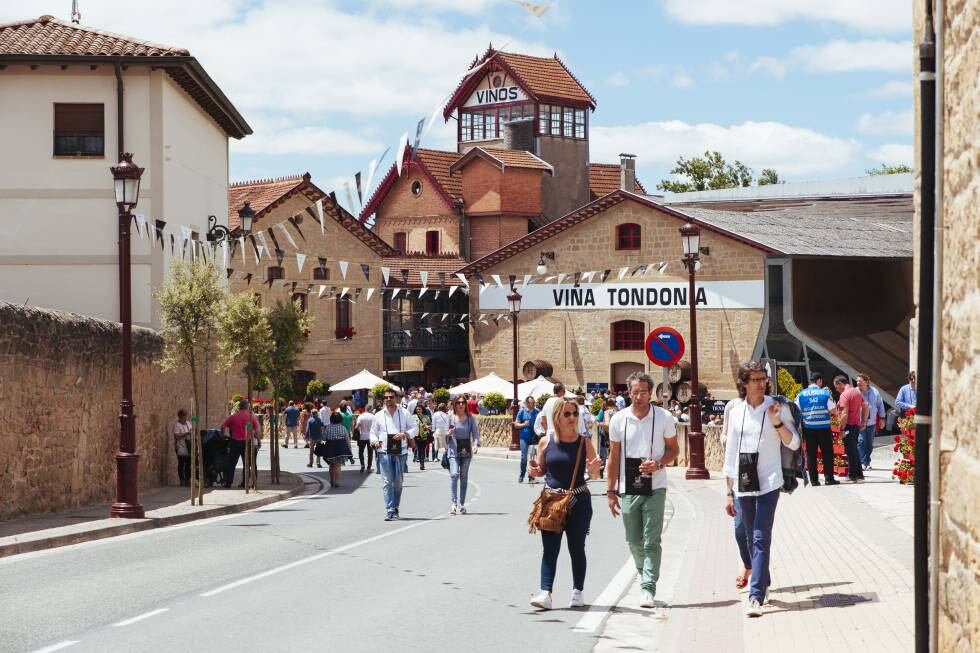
[470,215,529,260]
[461,158,502,214]
[501,168,543,216]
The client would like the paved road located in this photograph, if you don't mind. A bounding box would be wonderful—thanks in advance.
[1,447,658,653]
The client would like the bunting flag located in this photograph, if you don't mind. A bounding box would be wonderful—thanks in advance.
[436,272,445,287]
[395,132,409,177]
[361,263,371,281]
[523,274,533,287]
[355,171,363,204]
[658,261,669,274]
[448,286,458,298]
[392,288,401,299]
[180,226,192,246]
[583,270,596,283]
[328,191,340,217]
[245,272,253,285]
[460,313,468,321]
[135,213,147,239]
[544,275,556,283]
[339,260,349,279]
[441,313,449,322]
[618,266,630,280]
[400,269,410,285]
[364,158,379,203]
[403,330,412,338]
[254,245,264,265]
[573,271,581,287]
[425,327,433,335]
[513,1,552,18]
[155,220,166,249]
[275,249,285,266]
[296,253,307,274]
[341,287,350,298]
[170,234,175,256]
[434,291,441,300]
[278,223,298,249]
[419,271,428,287]
[474,273,485,287]
[222,241,229,268]
[420,312,429,320]
[318,285,327,298]
[632,264,648,276]
[330,286,338,297]
[343,181,356,216]
[491,274,503,288]
[315,199,325,234]
[366,287,375,302]
[266,278,274,288]
[556,273,567,286]
[423,101,443,138]
[455,273,469,286]
[418,287,428,298]
[239,237,247,264]
[508,274,517,288]
[381,267,391,286]
[226,268,234,279]
[457,322,467,330]
[410,117,425,160]
[600,269,611,283]
[318,256,327,269]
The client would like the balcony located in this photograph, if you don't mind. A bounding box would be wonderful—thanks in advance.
[384,326,468,357]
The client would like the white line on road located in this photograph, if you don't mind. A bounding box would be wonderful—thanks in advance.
[572,557,637,633]
[30,641,79,652]
[111,608,169,627]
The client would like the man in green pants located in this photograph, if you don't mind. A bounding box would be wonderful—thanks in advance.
[606,371,680,608]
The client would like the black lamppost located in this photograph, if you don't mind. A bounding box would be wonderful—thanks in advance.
[110,153,145,518]
[508,288,522,451]
[237,201,256,234]
[680,221,709,480]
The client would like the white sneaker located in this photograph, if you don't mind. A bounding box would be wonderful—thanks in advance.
[569,589,585,608]
[458,504,467,514]
[745,598,762,617]
[449,503,458,515]
[639,591,656,608]
[530,591,552,610]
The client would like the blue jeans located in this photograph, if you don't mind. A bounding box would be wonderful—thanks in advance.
[858,423,877,467]
[449,455,472,505]
[843,425,864,479]
[738,489,780,603]
[540,496,593,592]
[733,495,752,570]
[400,452,409,475]
[375,447,382,474]
[379,453,404,514]
[519,439,532,480]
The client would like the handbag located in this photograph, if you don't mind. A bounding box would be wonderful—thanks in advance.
[527,435,585,534]
[441,451,450,469]
[313,440,327,458]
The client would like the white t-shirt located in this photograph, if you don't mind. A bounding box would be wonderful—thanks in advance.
[722,397,801,497]
[431,411,451,432]
[608,405,677,492]
[533,410,546,437]
[318,406,331,423]
[355,412,374,441]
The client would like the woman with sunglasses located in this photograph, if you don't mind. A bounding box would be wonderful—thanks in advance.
[447,397,480,515]
[527,397,602,610]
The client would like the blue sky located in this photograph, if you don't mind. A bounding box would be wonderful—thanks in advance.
[9,1,914,205]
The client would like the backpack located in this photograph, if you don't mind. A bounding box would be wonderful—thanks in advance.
[772,395,806,493]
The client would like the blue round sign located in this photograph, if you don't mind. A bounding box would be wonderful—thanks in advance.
[645,327,686,368]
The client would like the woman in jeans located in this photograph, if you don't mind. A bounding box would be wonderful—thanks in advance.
[172,409,193,486]
[723,361,801,617]
[447,398,479,515]
[413,404,431,470]
[527,397,602,610]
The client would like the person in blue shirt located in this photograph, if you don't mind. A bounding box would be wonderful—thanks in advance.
[794,372,840,486]
[515,396,540,483]
[895,371,917,413]
[281,401,301,449]
[857,373,886,469]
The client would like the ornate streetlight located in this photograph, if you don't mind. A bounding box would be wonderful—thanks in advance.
[680,221,709,480]
[508,287,522,451]
[237,201,256,234]
[109,153,145,518]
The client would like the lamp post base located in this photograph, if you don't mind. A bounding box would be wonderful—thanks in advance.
[685,430,711,480]
[509,424,521,451]
[110,451,144,518]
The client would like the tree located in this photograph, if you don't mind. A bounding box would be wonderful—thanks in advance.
[155,260,225,505]
[866,163,912,176]
[432,387,451,405]
[758,168,781,185]
[218,292,273,493]
[483,392,506,414]
[264,299,313,483]
[371,383,393,403]
[657,150,756,193]
[307,379,329,401]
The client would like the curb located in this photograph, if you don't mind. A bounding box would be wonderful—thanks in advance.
[0,473,305,559]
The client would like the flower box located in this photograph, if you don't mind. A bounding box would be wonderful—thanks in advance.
[833,443,846,455]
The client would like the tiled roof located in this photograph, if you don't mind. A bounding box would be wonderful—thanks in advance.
[444,47,596,119]
[0,15,250,138]
[0,15,188,56]
[416,149,463,200]
[381,254,468,287]
[450,147,554,175]
[589,163,647,198]
[359,147,462,222]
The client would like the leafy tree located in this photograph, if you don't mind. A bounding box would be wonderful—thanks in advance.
[866,163,912,176]
[777,368,803,400]
[155,260,225,505]
[535,393,551,410]
[758,168,781,185]
[657,150,755,193]
[432,387,451,405]
[252,375,269,394]
[218,292,273,493]
[371,383,393,403]
[264,299,313,483]
[307,379,329,400]
[483,392,506,414]
[590,397,604,416]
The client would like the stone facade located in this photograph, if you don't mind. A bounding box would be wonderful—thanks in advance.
[0,302,239,520]
[228,193,388,389]
[375,171,461,256]
[470,198,766,395]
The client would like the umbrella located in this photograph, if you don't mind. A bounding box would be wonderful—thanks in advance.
[518,375,554,401]
[448,372,515,397]
[330,369,401,393]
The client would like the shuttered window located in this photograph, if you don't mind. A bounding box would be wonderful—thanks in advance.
[54,103,104,156]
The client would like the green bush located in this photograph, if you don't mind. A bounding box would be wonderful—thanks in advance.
[433,387,451,405]
[777,368,803,400]
[536,393,551,410]
[303,401,314,411]
[483,392,506,413]
[252,376,269,393]
[232,394,244,404]
[307,379,329,399]
[371,383,394,403]
[590,397,604,416]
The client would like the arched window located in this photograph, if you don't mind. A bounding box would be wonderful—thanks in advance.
[336,296,353,339]
[393,232,407,254]
[616,223,641,250]
[612,320,645,351]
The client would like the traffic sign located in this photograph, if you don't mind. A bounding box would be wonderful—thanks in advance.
[645,327,685,368]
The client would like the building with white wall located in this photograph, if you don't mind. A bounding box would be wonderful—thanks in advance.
[0,15,250,327]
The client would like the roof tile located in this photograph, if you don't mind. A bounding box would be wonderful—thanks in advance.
[0,15,188,56]
[589,163,647,198]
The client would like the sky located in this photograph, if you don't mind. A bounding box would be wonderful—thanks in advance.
[6,0,914,204]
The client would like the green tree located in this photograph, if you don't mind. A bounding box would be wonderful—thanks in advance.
[307,379,329,400]
[155,260,225,505]
[218,292,273,493]
[758,168,781,185]
[483,392,506,414]
[371,383,393,403]
[657,150,756,193]
[777,368,803,401]
[432,387,451,405]
[535,393,551,410]
[866,163,912,175]
[264,299,313,483]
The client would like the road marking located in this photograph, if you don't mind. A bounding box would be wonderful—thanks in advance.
[111,608,168,627]
[31,642,78,653]
[572,557,637,633]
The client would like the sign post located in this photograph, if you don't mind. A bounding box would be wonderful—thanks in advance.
[645,327,685,406]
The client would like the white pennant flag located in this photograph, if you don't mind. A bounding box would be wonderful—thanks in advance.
[343,181,356,215]
[448,286,458,298]
[318,285,327,298]
[544,275,556,283]
[556,273,567,285]
[392,288,401,298]
[491,274,503,287]
[455,272,469,286]
[180,226,192,245]
[341,287,350,298]
[316,199,325,234]
[135,213,147,239]
[425,327,433,335]
[364,158,378,200]
[296,253,307,274]
[222,241,229,268]
[479,284,489,295]
[460,313,468,321]
[277,223,298,250]
[257,232,272,259]
[457,322,467,330]
[418,287,428,298]
[441,313,449,322]
[339,260,349,279]
[583,271,596,283]
[254,245,263,265]
[404,330,412,337]
[419,271,428,287]
[395,132,409,176]
[239,237,247,264]
[366,287,375,302]
[381,267,391,286]
[618,266,629,280]
[420,312,429,320]
[523,274,533,286]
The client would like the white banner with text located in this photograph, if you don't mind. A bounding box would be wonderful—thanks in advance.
[480,281,765,311]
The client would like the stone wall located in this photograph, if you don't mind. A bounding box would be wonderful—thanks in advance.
[0,302,238,520]
[474,415,513,448]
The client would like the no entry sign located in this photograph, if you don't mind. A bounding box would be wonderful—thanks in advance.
[645,327,685,368]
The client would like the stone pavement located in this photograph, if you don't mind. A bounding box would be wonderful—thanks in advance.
[596,442,914,652]
[0,470,306,558]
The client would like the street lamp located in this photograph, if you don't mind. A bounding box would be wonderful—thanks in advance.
[109,153,145,518]
[206,214,231,242]
[508,287,522,451]
[238,201,256,234]
[536,251,555,275]
[680,221,709,480]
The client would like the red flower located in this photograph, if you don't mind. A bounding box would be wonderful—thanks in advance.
[894,435,902,442]
[894,444,900,452]
[909,455,915,465]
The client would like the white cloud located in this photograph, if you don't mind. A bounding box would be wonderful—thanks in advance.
[670,73,694,89]
[865,80,913,99]
[662,0,911,33]
[793,39,911,73]
[590,120,860,177]
[748,56,787,80]
[868,143,913,165]
[856,109,913,135]
[231,118,383,156]
[607,72,630,87]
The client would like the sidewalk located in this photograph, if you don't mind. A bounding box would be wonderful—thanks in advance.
[597,442,914,652]
[0,470,307,558]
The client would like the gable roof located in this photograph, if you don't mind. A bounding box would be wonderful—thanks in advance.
[449,147,553,176]
[229,173,395,257]
[444,47,597,120]
[456,190,775,275]
[0,15,250,138]
[359,147,463,222]
[588,163,646,198]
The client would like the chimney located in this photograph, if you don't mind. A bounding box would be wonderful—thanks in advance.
[504,118,536,153]
[619,153,636,192]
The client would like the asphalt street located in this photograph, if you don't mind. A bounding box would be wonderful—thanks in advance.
[1,446,667,653]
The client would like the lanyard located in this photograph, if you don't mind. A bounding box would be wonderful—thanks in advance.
[737,403,766,454]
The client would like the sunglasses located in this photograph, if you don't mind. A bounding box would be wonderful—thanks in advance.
[562,411,579,418]
[384,396,396,400]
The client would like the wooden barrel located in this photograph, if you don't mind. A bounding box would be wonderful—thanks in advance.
[522,359,554,380]
[674,382,708,404]
[655,382,672,404]
[667,361,692,384]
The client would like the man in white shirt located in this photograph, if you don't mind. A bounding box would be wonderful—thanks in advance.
[541,383,588,437]
[354,406,375,474]
[369,389,418,521]
[606,371,680,609]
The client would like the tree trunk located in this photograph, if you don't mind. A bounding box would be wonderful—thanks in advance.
[245,373,255,493]
[189,354,204,505]
[271,385,281,484]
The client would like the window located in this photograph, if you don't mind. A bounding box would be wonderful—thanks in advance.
[267,266,285,280]
[336,296,353,339]
[425,230,440,255]
[393,232,407,254]
[54,103,104,156]
[550,105,561,136]
[563,107,574,137]
[291,292,307,312]
[574,109,586,139]
[411,180,423,196]
[313,266,329,280]
[616,223,641,250]
[461,112,473,141]
[538,104,549,134]
[612,320,645,351]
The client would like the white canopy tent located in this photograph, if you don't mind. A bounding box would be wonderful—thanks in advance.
[518,375,554,401]
[329,369,401,393]
[448,372,515,397]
